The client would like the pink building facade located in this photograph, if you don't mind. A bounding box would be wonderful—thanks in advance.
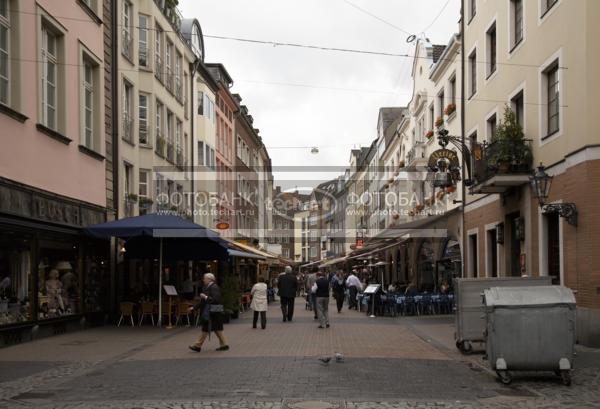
[0,0,109,340]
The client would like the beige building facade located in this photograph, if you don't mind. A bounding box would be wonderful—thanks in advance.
[463,0,600,346]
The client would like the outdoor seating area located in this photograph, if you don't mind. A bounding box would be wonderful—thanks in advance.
[117,300,196,327]
[358,292,454,317]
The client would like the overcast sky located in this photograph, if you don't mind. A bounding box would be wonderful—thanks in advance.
[179,0,461,190]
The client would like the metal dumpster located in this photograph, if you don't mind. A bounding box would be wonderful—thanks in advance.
[453,276,551,353]
[483,285,576,385]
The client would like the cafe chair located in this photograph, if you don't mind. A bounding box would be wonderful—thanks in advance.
[117,302,135,327]
[175,302,192,326]
[138,301,156,326]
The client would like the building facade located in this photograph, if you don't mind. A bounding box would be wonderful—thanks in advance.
[0,0,109,339]
[462,0,600,346]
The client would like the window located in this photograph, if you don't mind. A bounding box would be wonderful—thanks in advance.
[41,25,59,130]
[487,114,497,140]
[197,141,204,166]
[175,118,182,165]
[122,80,133,143]
[542,0,558,17]
[486,23,496,77]
[468,233,478,277]
[139,93,149,145]
[175,51,182,101]
[449,75,456,106]
[155,99,164,154]
[154,24,163,82]
[546,63,560,136]
[122,1,133,61]
[197,91,204,115]
[511,90,524,127]
[124,162,133,195]
[165,41,173,91]
[469,50,477,97]
[139,169,149,197]
[511,0,523,49]
[429,104,434,131]
[0,0,10,105]
[81,58,96,149]
[437,90,444,118]
[138,15,149,67]
[469,0,476,22]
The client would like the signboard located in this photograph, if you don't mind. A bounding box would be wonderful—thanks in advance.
[363,284,381,294]
[427,148,460,170]
[216,222,230,230]
[163,285,178,296]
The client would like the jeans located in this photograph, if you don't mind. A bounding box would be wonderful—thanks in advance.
[311,293,318,318]
[280,297,295,321]
[334,293,344,313]
[316,297,329,327]
[253,311,266,329]
[348,286,358,309]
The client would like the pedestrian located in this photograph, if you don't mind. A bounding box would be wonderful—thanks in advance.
[250,277,268,329]
[345,269,362,310]
[313,271,330,328]
[331,270,346,313]
[306,270,318,319]
[188,273,229,353]
[277,266,298,322]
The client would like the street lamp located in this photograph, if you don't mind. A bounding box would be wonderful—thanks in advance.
[530,163,578,226]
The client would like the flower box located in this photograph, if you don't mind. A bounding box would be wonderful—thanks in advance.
[398,160,405,168]
[444,103,456,116]
[435,117,444,128]
[415,204,425,212]
[425,130,434,139]
[446,185,457,194]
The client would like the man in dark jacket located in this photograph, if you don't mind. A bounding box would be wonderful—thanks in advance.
[277,266,298,322]
[314,271,330,328]
[331,270,346,313]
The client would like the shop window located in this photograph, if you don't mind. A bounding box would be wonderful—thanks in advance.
[0,231,33,325]
[37,240,81,320]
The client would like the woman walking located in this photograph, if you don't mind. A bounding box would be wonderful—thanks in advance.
[188,273,229,352]
[251,277,268,329]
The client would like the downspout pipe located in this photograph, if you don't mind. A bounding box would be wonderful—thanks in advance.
[460,0,467,278]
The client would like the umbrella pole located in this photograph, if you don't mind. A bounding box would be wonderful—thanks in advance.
[158,237,163,327]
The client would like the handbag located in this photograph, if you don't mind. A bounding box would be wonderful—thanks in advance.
[209,304,224,313]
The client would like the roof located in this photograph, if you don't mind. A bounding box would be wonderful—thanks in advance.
[432,45,447,63]
[379,107,405,134]
[205,63,234,87]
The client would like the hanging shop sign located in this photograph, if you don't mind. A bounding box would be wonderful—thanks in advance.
[427,149,460,170]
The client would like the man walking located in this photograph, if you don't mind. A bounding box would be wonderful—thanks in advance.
[277,266,298,322]
[331,270,346,313]
[314,271,330,328]
[346,269,362,310]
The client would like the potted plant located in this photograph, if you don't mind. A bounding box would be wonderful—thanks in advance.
[424,196,434,207]
[392,212,400,220]
[221,274,241,322]
[488,106,533,174]
[416,203,425,212]
[425,130,434,139]
[435,117,444,128]
[444,103,456,116]
[446,185,457,194]
[139,196,153,208]
[398,160,405,168]
[125,193,138,203]
[436,190,446,200]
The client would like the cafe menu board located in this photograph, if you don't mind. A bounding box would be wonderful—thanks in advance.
[363,284,381,294]
[163,285,178,296]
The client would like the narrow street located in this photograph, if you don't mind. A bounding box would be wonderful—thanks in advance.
[1,299,598,409]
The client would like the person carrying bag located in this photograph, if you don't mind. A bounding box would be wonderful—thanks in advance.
[188,273,229,352]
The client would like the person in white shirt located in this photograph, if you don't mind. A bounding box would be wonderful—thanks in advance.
[250,277,268,329]
[345,270,362,310]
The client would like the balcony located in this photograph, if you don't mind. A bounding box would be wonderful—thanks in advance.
[122,30,133,62]
[175,77,183,102]
[165,67,174,94]
[139,45,149,68]
[406,144,427,167]
[166,141,175,163]
[155,55,163,83]
[470,139,533,194]
[122,114,133,144]
[155,132,166,157]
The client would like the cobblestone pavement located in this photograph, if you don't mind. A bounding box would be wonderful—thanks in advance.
[0,299,598,409]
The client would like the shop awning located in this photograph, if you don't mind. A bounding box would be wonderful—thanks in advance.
[371,208,460,241]
[219,237,280,260]
[319,255,348,268]
[299,260,321,269]
[227,249,266,260]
